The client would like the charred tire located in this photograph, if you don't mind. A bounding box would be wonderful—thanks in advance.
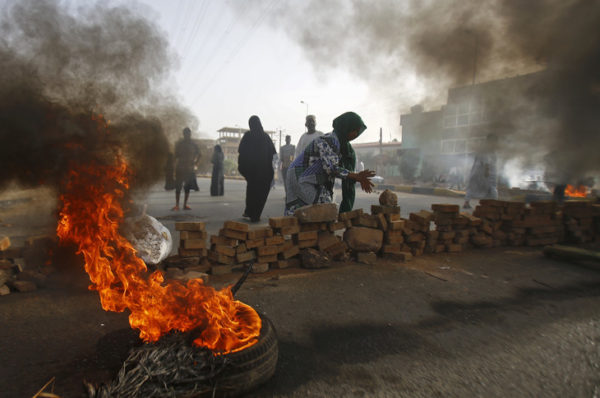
[206,313,278,397]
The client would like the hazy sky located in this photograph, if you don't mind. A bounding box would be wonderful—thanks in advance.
[109,0,410,145]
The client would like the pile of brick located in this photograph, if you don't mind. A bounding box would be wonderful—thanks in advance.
[520,201,563,246]
[428,204,474,253]
[562,200,596,244]
[471,200,523,247]
[0,235,53,295]
[294,203,347,262]
[175,221,209,261]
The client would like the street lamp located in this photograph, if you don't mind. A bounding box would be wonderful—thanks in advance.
[300,100,308,116]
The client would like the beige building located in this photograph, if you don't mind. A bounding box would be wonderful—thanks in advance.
[217,127,279,162]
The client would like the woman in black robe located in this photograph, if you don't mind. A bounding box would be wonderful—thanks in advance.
[210,144,225,196]
[237,115,276,222]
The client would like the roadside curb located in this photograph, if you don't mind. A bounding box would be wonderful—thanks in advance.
[377,184,465,198]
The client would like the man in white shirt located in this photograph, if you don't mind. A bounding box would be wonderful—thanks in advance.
[295,115,323,158]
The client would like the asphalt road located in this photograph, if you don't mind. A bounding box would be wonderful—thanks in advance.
[2,181,600,397]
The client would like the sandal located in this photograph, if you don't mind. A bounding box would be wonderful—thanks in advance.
[171,206,180,211]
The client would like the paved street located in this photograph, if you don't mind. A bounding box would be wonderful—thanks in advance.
[2,181,600,397]
[137,177,466,243]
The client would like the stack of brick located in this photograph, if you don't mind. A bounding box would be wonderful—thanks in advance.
[562,200,595,244]
[471,200,508,247]
[406,210,433,256]
[498,201,527,246]
[209,221,281,274]
[269,216,302,269]
[470,200,520,247]
[431,204,469,252]
[175,221,208,261]
[367,204,405,257]
[294,204,347,261]
[517,200,563,246]
[594,204,600,241]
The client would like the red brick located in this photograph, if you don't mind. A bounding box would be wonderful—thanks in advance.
[297,230,318,241]
[354,214,379,228]
[236,250,256,263]
[247,227,273,240]
[268,216,298,229]
[328,221,346,232]
[278,225,301,235]
[280,245,300,259]
[175,222,206,231]
[224,221,250,232]
[178,248,206,257]
[298,239,317,248]
[210,235,237,246]
[245,238,265,249]
[371,205,401,215]
[431,204,460,213]
[180,231,207,240]
[294,203,338,223]
[215,245,236,256]
[223,229,247,241]
[338,208,363,221]
[257,245,281,256]
[181,239,207,250]
[265,235,285,246]
[257,254,278,263]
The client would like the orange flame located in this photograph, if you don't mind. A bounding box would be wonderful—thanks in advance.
[565,184,587,198]
[56,119,260,354]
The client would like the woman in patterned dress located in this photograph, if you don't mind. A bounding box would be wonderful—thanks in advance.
[284,112,375,215]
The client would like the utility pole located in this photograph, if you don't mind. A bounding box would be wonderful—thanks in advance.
[379,127,383,155]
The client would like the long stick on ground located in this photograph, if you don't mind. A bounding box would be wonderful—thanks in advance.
[32,377,58,398]
[543,245,600,265]
[231,262,253,297]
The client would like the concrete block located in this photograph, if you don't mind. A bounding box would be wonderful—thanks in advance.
[344,227,383,252]
[294,203,338,223]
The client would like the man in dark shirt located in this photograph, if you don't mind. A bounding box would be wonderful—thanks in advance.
[173,127,200,210]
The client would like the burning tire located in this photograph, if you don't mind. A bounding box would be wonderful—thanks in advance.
[210,313,278,397]
[88,313,278,398]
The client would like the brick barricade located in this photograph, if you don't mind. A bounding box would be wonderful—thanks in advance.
[163,198,599,276]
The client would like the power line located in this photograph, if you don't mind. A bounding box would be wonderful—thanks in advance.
[189,0,280,106]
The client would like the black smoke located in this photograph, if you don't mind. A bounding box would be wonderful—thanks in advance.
[234,0,600,182]
[0,0,196,191]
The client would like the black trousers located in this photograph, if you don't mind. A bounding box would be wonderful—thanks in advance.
[245,176,272,221]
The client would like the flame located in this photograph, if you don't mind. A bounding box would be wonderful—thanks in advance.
[56,117,260,354]
[565,184,587,198]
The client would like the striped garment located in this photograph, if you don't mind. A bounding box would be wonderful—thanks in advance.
[284,132,349,215]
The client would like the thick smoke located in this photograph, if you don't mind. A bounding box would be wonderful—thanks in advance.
[0,0,196,191]
[235,0,600,182]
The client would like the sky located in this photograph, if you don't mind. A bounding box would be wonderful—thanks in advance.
[108,0,409,146]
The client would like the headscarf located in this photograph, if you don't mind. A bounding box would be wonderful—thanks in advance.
[332,112,367,213]
[238,115,276,180]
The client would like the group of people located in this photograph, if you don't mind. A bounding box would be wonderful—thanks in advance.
[166,112,376,221]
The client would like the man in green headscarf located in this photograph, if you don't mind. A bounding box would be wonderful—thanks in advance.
[284,111,375,215]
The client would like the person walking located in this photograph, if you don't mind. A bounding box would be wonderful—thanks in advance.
[210,144,224,196]
[279,135,295,188]
[295,115,323,158]
[463,134,498,209]
[238,115,276,222]
[172,127,199,211]
[285,111,375,215]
